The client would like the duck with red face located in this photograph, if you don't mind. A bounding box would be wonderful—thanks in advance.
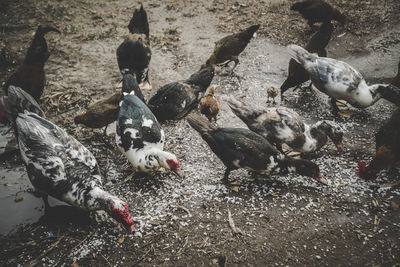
[109,202,135,233]
[15,111,135,232]
[116,73,183,178]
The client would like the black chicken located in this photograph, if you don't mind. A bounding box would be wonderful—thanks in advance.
[147,64,215,123]
[3,26,60,100]
[116,4,151,84]
[291,0,345,29]
[206,25,260,74]
[187,114,327,185]
[280,21,333,98]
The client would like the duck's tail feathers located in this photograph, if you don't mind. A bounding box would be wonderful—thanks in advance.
[377,84,400,107]
[0,86,44,124]
[128,4,149,38]
[290,1,311,11]
[187,114,217,134]
[226,96,253,120]
[287,44,317,66]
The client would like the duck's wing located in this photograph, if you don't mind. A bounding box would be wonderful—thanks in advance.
[117,95,163,151]
[16,112,101,199]
[207,128,279,169]
[148,82,195,122]
[276,107,306,133]
[315,57,364,93]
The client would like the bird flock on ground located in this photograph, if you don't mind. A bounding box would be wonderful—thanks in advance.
[0,0,399,232]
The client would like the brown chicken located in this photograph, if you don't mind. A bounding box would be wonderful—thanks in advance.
[200,85,220,122]
[206,25,260,74]
[267,86,279,104]
[357,109,400,181]
[280,21,333,99]
[3,26,60,100]
[291,0,345,29]
[74,90,121,129]
[116,4,151,84]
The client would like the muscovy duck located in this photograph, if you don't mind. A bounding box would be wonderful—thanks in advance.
[228,97,343,153]
[116,73,182,177]
[116,4,151,84]
[206,25,260,74]
[147,64,214,123]
[291,0,345,29]
[280,21,333,98]
[287,44,400,113]
[15,111,134,232]
[200,85,220,122]
[4,26,60,100]
[187,114,327,185]
[357,109,400,181]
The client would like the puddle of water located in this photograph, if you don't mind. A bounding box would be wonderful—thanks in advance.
[0,165,68,235]
[0,167,44,235]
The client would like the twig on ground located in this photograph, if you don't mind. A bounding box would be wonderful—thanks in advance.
[175,205,191,216]
[227,209,242,235]
[28,235,65,267]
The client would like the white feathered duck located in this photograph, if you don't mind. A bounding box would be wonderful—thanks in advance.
[287,44,400,113]
[116,73,183,177]
[228,97,343,153]
[0,86,135,232]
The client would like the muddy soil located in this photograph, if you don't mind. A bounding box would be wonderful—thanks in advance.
[1,0,400,266]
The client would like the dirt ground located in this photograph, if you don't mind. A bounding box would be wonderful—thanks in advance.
[1,0,400,266]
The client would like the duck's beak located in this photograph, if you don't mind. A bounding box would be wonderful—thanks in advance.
[127,224,136,233]
[315,172,328,185]
[334,139,343,152]
[172,169,185,178]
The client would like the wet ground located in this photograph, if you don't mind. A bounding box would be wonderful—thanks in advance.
[1,0,400,266]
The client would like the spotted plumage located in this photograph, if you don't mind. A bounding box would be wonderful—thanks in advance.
[187,114,327,185]
[16,111,134,232]
[0,85,44,124]
[116,74,181,176]
[287,44,400,113]
[228,97,343,153]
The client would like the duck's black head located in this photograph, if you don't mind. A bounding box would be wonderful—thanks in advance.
[291,158,327,185]
[121,72,145,102]
[332,8,346,25]
[25,26,60,64]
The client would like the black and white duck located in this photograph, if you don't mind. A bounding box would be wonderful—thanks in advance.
[187,114,327,185]
[116,73,182,177]
[287,44,400,113]
[147,64,215,123]
[15,111,135,232]
[228,97,343,153]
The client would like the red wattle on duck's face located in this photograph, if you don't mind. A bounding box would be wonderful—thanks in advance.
[111,203,135,233]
